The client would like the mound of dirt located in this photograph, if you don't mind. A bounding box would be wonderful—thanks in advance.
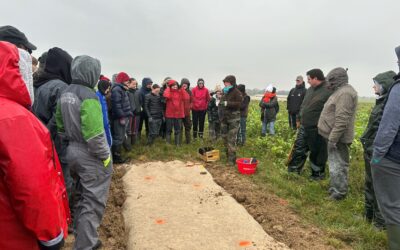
[205,163,348,250]
[63,164,127,250]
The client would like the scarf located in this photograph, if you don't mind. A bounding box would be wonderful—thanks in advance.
[223,85,233,94]
[263,92,276,103]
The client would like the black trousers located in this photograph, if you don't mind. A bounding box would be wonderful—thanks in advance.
[287,126,327,175]
[288,113,297,129]
[192,110,206,138]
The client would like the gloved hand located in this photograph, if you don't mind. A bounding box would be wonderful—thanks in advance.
[328,141,337,150]
[148,117,153,123]
[119,117,126,126]
[103,155,112,168]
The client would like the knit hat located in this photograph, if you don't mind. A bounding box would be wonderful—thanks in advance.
[222,75,236,85]
[296,75,303,82]
[99,75,110,82]
[98,79,111,95]
[116,72,130,83]
[214,84,222,93]
[0,25,36,53]
[168,79,178,87]
[265,84,273,93]
[152,83,160,89]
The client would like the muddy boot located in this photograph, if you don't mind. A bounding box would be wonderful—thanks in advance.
[175,134,181,146]
[112,145,127,164]
[166,134,171,144]
[387,225,400,250]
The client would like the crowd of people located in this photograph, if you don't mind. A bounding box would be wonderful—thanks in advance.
[0,24,399,249]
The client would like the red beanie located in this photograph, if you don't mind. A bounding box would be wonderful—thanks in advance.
[116,72,130,83]
[167,79,178,87]
[100,75,110,82]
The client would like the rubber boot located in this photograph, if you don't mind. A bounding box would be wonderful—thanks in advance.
[166,134,171,144]
[175,134,181,146]
[227,152,236,166]
[387,225,400,250]
[131,134,137,145]
[112,145,127,164]
[193,131,197,139]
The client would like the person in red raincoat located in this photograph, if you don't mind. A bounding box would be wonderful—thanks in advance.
[0,41,70,250]
[163,79,185,145]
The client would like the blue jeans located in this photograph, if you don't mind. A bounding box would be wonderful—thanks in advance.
[262,121,275,135]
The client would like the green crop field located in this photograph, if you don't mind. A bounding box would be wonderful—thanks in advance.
[127,100,386,249]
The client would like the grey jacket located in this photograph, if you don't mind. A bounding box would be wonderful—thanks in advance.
[318,67,358,144]
[373,81,400,163]
[56,55,110,161]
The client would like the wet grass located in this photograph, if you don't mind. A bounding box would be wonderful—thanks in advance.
[126,100,386,249]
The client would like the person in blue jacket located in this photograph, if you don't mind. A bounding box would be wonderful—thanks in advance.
[96,79,112,147]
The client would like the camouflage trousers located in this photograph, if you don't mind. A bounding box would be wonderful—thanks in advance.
[328,142,350,198]
[221,117,240,164]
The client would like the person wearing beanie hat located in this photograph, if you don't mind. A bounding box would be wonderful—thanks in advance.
[126,78,142,146]
[207,85,222,141]
[192,78,210,139]
[110,72,132,163]
[371,47,400,249]
[287,68,332,181]
[219,75,243,166]
[144,84,164,145]
[259,85,279,137]
[138,77,153,140]
[163,79,186,145]
[318,67,358,201]
[287,75,307,130]
[237,84,250,146]
[96,80,113,148]
[116,72,130,84]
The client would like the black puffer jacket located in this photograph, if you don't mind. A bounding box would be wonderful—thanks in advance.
[287,82,306,114]
[144,93,164,119]
[111,83,132,119]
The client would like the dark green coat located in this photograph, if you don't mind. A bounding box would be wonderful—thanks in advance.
[360,71,397,154]
[299,81,332,128]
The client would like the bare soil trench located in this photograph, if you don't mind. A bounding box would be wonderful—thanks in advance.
[63,160,348,249]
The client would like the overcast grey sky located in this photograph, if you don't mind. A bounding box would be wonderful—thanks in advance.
[2,0,399,96]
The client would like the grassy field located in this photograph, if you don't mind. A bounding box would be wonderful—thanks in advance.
[127,100,387,249]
